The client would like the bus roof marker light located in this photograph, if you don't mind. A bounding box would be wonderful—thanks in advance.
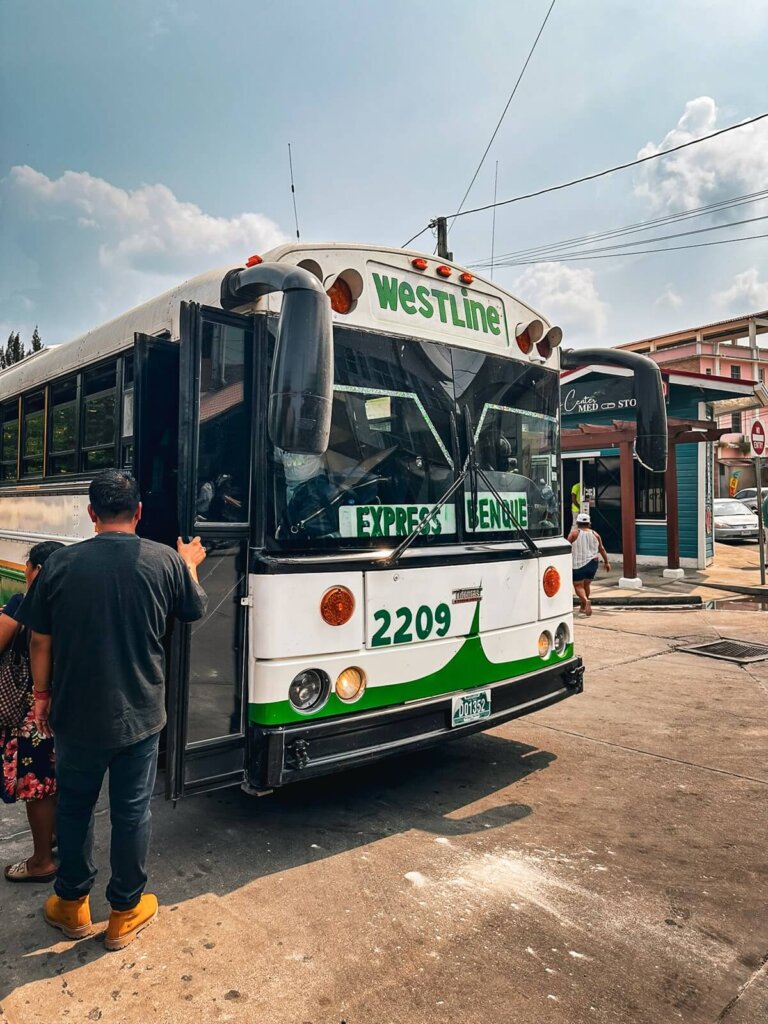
[459,272,474,285]
[537,325,563,360]
[436,265,452,278]
[411,257,428,271]
[245,254,263,267]
[327,277,354,314]
[515,319,544,355]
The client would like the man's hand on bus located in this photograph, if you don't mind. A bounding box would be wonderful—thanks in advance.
[177,536,207,582]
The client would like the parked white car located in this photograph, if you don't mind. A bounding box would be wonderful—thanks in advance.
[713,498,760,541]
[734,487,768,512]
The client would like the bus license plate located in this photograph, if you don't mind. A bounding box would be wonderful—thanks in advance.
[451,689,491,727]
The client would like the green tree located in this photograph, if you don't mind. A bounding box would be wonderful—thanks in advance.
[31,326,43,352]
[1,331,29,369]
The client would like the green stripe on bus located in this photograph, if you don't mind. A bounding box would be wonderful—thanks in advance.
[0,566,25,583]
[248,642,574,726]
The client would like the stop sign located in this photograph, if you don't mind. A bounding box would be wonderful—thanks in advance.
[751,420,766,456]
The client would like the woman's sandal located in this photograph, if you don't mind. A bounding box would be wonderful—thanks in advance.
[4,860,56,883]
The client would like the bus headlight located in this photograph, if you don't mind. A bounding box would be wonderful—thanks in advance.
[554,623,569,657]
[538,631,553,659]
[289,669,330,712]
[335,667,367,703]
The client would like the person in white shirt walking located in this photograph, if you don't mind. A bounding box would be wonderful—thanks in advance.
[567,512,610,616]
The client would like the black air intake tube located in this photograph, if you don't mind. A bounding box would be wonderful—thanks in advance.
[561,348,668,472]
[221,263,333,455]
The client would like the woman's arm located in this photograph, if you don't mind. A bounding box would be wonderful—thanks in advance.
[29,631,54,739]
[0,612,20,654]
[594,531,611,569]
[567,529,579,544]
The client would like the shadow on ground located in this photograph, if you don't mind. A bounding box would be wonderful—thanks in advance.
[0,731,555,1004]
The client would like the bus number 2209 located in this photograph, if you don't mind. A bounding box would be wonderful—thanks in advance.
[371,603,451,646]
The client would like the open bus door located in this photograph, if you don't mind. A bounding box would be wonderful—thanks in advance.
[164,303,254,799]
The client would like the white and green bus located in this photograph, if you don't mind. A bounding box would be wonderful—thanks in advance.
[0,243,666,798]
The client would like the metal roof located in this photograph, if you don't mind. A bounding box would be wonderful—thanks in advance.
[615,311,768,351]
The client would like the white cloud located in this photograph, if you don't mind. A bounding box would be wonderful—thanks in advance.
[655,284,683,309]
[9,165,285,276]
[714,268,768,312]
[633,97,768,214]
[0,166,287,344]
[513,261,608,341]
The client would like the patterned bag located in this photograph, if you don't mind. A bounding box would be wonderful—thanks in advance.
[0,627,31,729]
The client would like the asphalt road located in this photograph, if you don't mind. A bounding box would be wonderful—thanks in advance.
[1,607,766,1024]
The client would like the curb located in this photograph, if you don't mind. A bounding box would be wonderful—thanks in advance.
[692,581,768,598]
[573,595,703,607]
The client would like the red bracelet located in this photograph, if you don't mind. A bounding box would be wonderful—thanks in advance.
[33,689,50,698]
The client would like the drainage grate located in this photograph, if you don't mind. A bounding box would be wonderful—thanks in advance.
[681,638,768,664]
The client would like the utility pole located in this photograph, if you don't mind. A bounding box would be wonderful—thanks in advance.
[434,217,453,261]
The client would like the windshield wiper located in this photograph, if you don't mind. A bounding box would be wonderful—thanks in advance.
[386,407,542,565]
[385,466,471,565]
[463,407,541,556]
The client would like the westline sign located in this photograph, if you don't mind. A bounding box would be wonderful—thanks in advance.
[368,262,509,344]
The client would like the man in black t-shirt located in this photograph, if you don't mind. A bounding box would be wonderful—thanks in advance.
[18,469,207,951]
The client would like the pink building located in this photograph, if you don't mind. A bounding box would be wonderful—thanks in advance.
[616,312,768,495]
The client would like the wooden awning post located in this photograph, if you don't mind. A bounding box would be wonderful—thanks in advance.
[619,440,641,587]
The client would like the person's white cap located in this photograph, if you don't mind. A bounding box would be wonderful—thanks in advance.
[576,512,591,524]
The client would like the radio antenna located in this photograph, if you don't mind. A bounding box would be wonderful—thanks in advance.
[490,161,499,277]
[288,143,301,241]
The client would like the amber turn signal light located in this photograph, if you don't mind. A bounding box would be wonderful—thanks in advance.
[327,277,354,314]
[542,567,561,598]
[320,586,355,626]
[515,319,544,356]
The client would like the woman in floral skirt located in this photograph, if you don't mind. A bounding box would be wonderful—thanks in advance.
[2,541,64,882]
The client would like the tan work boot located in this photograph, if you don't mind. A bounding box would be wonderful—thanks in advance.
[104,893,159,951]
[43,894,93,939]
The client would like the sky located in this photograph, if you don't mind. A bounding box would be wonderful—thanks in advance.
[1,0,767,351]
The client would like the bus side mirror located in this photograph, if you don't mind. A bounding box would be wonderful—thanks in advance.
[560,347,668,472]
[221,263,333,455]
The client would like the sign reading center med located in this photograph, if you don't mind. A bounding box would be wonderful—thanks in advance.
[368,262,510,345]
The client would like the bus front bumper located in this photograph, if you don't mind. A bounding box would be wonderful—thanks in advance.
[244,657,584,790]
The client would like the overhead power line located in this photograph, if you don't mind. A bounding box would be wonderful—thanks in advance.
[450,0,558,227]
[400,111,768,245]
[472,188,768,266]
[484,230,768,266]
[480,213,768,267]
[453,111,768,220]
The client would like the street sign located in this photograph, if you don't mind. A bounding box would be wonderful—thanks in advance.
[751,420,766,457]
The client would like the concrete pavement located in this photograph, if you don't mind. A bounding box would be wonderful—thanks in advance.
[1,606,767,1023]
[588,539,768,602]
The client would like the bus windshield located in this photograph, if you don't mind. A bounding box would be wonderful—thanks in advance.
[267,326,560,551]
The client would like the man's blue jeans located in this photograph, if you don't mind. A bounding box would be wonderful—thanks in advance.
[53,732,160,911]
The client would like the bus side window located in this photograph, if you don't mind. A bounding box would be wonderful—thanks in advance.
[21,391,45,478]
[49,376,78,475]
[81,362,117,471]
[0,402,19,481]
